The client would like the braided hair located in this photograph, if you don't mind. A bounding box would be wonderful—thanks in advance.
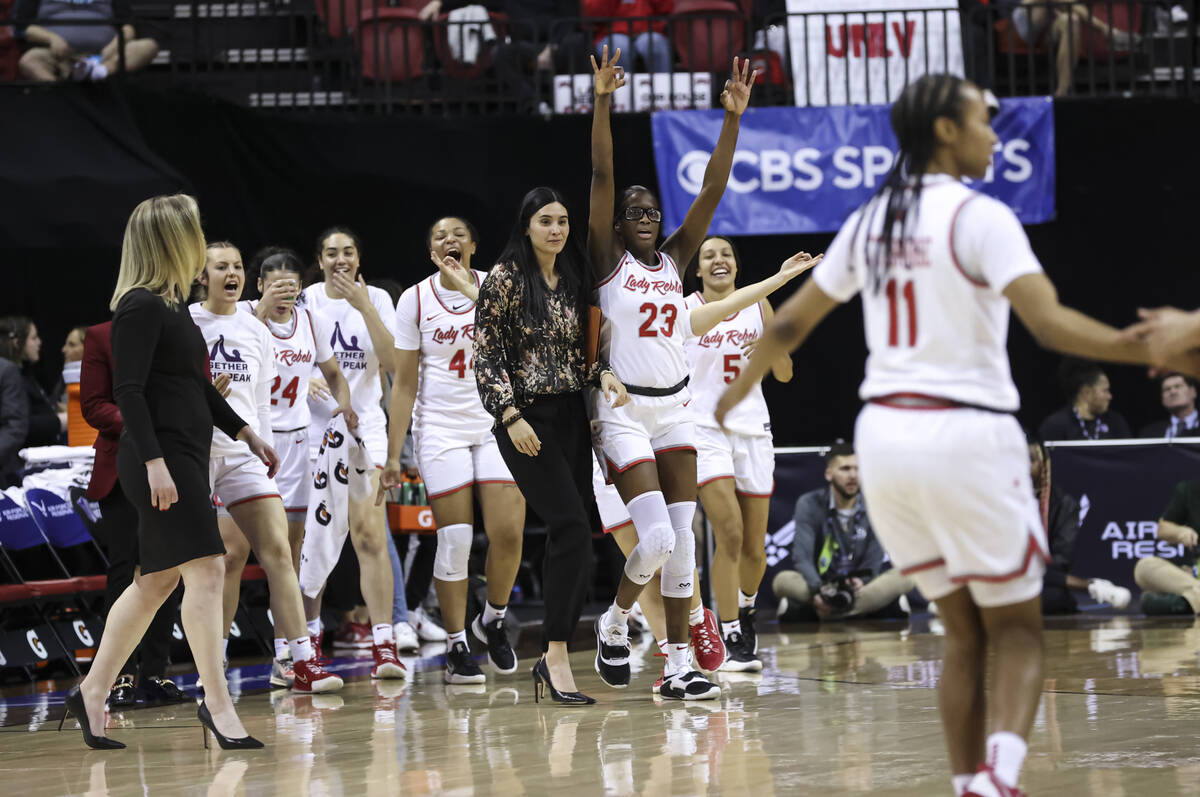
[856,74,972,294]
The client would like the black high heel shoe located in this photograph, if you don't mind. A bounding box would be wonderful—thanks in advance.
[58,686,125,750]
[532,657,595,705]
[197,700,264,750]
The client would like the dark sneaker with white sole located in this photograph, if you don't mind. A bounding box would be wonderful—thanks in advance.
[659,669,721,701]
[445,641,487,684]
[719,631,763,673]
[594,616,631,688]
[738,606,758,654]
[471,615,517,674]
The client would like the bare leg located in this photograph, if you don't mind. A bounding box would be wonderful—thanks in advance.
[935,588,988,777]
[979,595,1045,738]
[478,483,525,608]
[229,497,309,641]
[544,640,575,691]
[218,516,251,638]
[286,519,305,574]
[100,28,160,73]
[1050,11,1081,97]
[179,555,249,739]
[737,495,771,597]
[699,478,743,623]
[349,469,396,628]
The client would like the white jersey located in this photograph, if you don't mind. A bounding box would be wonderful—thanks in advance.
[596,249,690,406]
[239,301,334,432]
[682,292,771,437]
[394,270,491,437]
[188,303,276,457]
[813,175,1043,412]
[301,283,396,433]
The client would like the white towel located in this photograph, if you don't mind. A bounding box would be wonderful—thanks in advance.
[298,415,375,598]
[446,5,496,66]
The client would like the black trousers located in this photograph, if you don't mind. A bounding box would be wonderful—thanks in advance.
[494,393,594,647]
[405,533,437,611]
[97,483,179,679]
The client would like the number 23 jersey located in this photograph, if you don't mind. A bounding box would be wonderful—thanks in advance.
[394,270,492,437]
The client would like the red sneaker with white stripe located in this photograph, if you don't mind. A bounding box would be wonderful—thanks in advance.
[292,658,344,693]
[689,608,726,673]
[371,642,408,679]
[964,765,1027,797]
[311,632,331,667]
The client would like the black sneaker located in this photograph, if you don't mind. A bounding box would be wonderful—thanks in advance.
[471,615,518,674]
[659,669,721,701]
[593,616,631,688]
[444,641,487,684]
[738,606,758,654]
[141,675,191,704]
[719,631,763,673]
[108,674,136,708]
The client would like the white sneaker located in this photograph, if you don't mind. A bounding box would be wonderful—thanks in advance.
[627,602,649,636]
[393,621,420,653]
[412,607,447,642]
[1088,578,1132,610]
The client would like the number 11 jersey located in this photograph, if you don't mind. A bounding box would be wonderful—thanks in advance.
[394,270,492,437]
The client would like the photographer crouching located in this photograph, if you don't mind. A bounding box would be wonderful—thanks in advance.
[773,442,916,620]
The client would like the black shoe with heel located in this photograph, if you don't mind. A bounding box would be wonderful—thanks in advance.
[59,686,125,750]
[532,657,595,705]
[197,700,264,750]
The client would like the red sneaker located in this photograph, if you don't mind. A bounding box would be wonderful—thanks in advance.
[371,642,408,680]
[964,765,1027,797]
[689,608,726,673]
[332,622,373,651]
[292,658,345,693]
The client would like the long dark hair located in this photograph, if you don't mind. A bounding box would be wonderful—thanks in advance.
[687,235,743,294]
[856,74,971,293]
[0,316,31,364]
[310,225,363,286]
[497,187,592,324]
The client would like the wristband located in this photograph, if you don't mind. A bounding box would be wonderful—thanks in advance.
[502,411,524,428]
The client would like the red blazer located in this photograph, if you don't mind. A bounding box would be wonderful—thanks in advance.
[81,322,122,500]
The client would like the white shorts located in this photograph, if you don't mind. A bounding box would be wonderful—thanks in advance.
[592,454,632,534]
[415,424,515,501]
[211,448,281,518]
[591,393,695,474]
[273,429,312,522]
[695,425,774,497]
[854,404,1048,608]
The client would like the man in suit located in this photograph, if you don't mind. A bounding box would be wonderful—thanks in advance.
[81,321,189,707]
[1139,373,1200,439]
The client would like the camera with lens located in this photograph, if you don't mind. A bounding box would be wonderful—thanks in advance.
[818,555,869,614]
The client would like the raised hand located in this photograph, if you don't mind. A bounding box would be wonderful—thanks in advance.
[719,57,757,116]
[590,45,626,97]
[779,251,823,281]
[431,251,475,297]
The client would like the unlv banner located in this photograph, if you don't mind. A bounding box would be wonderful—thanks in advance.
[785,0,964,106]
[651,97,1055,236]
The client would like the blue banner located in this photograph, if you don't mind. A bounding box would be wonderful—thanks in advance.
[651,97,1056,236]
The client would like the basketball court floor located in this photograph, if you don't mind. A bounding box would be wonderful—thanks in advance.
[3,614,1199,796]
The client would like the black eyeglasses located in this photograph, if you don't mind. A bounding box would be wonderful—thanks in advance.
[622,207,662,222]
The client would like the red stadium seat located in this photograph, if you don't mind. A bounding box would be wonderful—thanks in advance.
[357,7,424,82]
[242,564,266,581]
[433,11,507,80]
[671,0,747,73]
[317,0,373,39]
[0,0,17,81]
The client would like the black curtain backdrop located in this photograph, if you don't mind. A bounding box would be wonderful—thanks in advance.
[3,83,1198,445]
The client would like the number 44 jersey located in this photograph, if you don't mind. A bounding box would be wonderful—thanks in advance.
[394,270,493,437]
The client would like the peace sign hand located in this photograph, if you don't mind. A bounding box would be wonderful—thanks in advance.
[720,56,757,116]
[590,44,626,97]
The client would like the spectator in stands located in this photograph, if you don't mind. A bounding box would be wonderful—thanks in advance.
[1029,436,1130,614]
[772,442,915,620]
[0,316,63,448]
[0,322,30,488]
[1011,0,1138,97]
[751,0,786,60]
[1139,373,1199,438]
[582,0,673,74]
[1038,358,1130,440]
[51,324,87,420]
[14,0,158,82]
[1135,477,1200,615]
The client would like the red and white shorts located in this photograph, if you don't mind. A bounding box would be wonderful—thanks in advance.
[414,423,515,501]
[272,429,311,522]
[211,447,281,518]
[591,392,695,474]
[591,453,632,534]
[854,403,1048,608]
[695,425,774,497]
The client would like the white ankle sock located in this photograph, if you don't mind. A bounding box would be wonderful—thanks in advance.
[273,638,288,660]
[720,619,742,637]
[606,603,632,629]
[372,623,394,647]
[986,731,1027,788]
[289,636,314,663]
[738,590,757,608]
[221,637,229,660]
[656,638,668,654]
[482,602,507,625]
[688,605,704,626]
[447,629,467,646]
[665,643,690,675]
[952,774,973,796]
[306,618,321,637]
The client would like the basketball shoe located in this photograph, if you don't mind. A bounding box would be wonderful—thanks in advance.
[964,765,1026,797]
[292,658,344,693]
[371,642,408,679]
[689,608,726,672]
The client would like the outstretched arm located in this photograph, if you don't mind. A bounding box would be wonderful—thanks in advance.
[588,46,626,280]
[689,252,821,337]
[760,301,794,382]
[661,57,758,273]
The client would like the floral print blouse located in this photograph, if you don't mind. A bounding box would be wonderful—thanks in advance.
[473,261,605,422]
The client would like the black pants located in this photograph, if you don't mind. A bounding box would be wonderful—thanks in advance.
[405,533,437,611]
[494,393,594,647]
[97,483,179,679]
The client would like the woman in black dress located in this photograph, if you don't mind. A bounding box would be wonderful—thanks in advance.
[64,194,278,750]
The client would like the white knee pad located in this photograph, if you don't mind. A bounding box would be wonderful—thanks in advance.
[433,523,472,581]
[660,528,696,599]
[622,491,675,585]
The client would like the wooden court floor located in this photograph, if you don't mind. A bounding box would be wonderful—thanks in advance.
[3,614,1200,796]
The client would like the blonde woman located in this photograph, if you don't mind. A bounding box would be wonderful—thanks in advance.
[62,194,278,751]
